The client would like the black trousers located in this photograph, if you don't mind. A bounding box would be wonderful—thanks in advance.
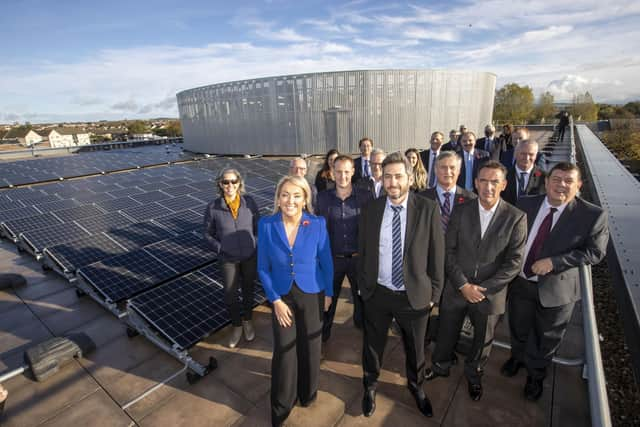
[221,256,256,327]
[431,300,499,384]
[362,285,429,392]
[271,283,324,426]
[323,256,362,340]
[507,276,575,379]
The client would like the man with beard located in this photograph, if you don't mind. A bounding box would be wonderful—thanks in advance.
[358,152,445,418]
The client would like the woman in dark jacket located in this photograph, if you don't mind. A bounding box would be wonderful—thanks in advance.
[314,149,339,192]
[204,168,260,348]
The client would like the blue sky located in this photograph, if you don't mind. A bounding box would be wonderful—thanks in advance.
[2,0,639,123]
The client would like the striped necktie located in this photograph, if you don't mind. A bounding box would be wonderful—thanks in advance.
[391,205,404,289]
[441,192,451,232]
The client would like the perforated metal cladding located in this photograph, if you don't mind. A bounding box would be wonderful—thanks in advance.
[177,70,496,155]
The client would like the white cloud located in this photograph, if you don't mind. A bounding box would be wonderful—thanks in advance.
[403,27,459,42]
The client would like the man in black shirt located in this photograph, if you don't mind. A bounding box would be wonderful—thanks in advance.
[317,155,373,341]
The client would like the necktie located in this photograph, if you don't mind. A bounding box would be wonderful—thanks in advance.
[363,159,370,178]
[428,152,437,188]
[486,139,492,152]
[441,192,451,232]
[391,205,404,289]
[518,172,527,196]
[523,207,558,278]
[465,154,473,190]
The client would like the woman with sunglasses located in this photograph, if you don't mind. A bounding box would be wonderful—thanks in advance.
[205,168,261,348]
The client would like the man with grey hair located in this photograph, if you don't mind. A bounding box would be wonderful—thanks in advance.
[477,124,500,161]
[502,140,546,205]
[442,129,462,153]
[289,157,317,208]
[357,149,386,199]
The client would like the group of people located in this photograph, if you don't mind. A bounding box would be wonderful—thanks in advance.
[204,126,609,427]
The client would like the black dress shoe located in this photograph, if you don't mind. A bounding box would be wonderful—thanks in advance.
[524,376,544,401]
[299,391,317,407]
[500,357,524,377]
[362,389,376,417]
[424,365,450,381]
[410,388,433,417]
[468,381,483,401]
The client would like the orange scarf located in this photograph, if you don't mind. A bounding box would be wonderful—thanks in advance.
[224,194,241,219]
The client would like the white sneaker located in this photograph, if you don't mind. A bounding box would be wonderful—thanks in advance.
[229,326,243,348]
[242,320,255,341]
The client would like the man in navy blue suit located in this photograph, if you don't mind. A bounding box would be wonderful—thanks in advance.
[457,132,490,192]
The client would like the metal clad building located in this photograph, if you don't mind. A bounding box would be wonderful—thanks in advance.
[177,69,496,155]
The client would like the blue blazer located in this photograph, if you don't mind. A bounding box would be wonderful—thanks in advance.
[257,212,334,302]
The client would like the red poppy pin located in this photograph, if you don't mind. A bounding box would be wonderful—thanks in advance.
[534,170,542,177]
[458,197,465,204]
[302,220,310,227]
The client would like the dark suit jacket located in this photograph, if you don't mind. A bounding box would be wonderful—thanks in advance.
[477,136,501,161]
[443,199,527,315]
[419,149,439,184]
[418,186,477,211]
[358,193,445,310]
[353,156,369,183]
[356,178,385,199]
[456,149,490,190]
[502,166,546,205]
[442,141,462,154]
[516,195,609,307]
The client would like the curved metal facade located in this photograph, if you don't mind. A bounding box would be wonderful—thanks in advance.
[177,69,496,155]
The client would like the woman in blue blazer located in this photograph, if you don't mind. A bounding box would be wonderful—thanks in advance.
[257,175,333,427]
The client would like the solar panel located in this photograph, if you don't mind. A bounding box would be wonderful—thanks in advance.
[2,213,63,239]
[0,199,24,211]
[143,232,215,272]
[120,202,174,222]
[107,187,145,198]
[74,211,133,233]
[188,190,215,203]
[152,209,204,234]
[163,177,194,187]
[21,222,92,253]
[128,270,227,350]
[32,199,82,213]
[157,195,204,212]
[78,249,178,303]
[138,182,169,192]
[94,196,142,212]
[130,190,172,204]
[51,204,106,222]
[186,181,215,192]
[0,205,42,222]
[73,192,115,203]
[160,185,197,197]
[45,233,128,274]
[23,194,64,207]
[106,221,175,250]
[6,188,47,201]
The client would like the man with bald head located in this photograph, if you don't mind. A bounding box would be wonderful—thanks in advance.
[289,157,318,208]
[477,124,501,161]
[502,140,546,205]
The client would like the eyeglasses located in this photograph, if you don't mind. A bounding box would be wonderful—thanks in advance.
[221,179,239,185]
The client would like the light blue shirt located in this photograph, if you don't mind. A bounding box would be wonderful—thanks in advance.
[378,196,409,291]
[464,150,474,190]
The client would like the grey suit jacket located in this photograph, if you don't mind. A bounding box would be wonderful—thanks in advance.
[418,185,477,209]
[502,166,546,205]
[358,193,445,310]
[516,195,609,307]
[444,199,527,315]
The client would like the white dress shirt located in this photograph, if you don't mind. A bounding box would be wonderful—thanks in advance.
[520,197,568,281]
[374,180,383,198]
[478,198,500,239]
[378,196,409,291]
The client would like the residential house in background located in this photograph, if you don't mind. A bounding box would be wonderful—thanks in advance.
[41,128,91,148]
[0,128,43,146]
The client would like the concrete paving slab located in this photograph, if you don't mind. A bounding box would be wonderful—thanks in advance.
[66,313,126,348]
[24,287,80,318]
[39,298,106,336]
[0,320,53,359]
[39,389,134,427]
[1,361,100,427]
[13,277,72,301]
[550,364,590,427]
[0,300,38,333]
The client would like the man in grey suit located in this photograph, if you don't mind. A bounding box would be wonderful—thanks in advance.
[501,162,609,401]
[420,131,444,188]
[425,160,527,401]
[358,152,445,418]
[476,124,501,161]
[502,140,546,205]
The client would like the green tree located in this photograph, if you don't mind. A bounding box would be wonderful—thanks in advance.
[598,104,635,120]
[533,91,556,122]
[493,83,535,124]
[165,120,182,137]
[623,101,640,116]
[127,120,150,134]
[569,92,598,122]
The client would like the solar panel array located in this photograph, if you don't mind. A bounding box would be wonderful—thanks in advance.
[1,154,287,355]
[0,143,196,188]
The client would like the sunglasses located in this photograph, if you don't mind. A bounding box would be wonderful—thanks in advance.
[221,179,239,185]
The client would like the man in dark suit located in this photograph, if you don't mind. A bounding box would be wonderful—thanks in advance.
[502,140,546,205]
[457,132,490,192]
[353,137,373,183]
[500,127,546,170]
[425,160,527,401]
[420,131,444,188]
[358,152,445,418]
[501,162,609,401]
[476,124,501,161]
[442,129,462,153]
[356,149,386,199]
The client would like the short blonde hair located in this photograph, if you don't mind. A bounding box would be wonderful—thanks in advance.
[273,175,314,215]
[216,168,245,196]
